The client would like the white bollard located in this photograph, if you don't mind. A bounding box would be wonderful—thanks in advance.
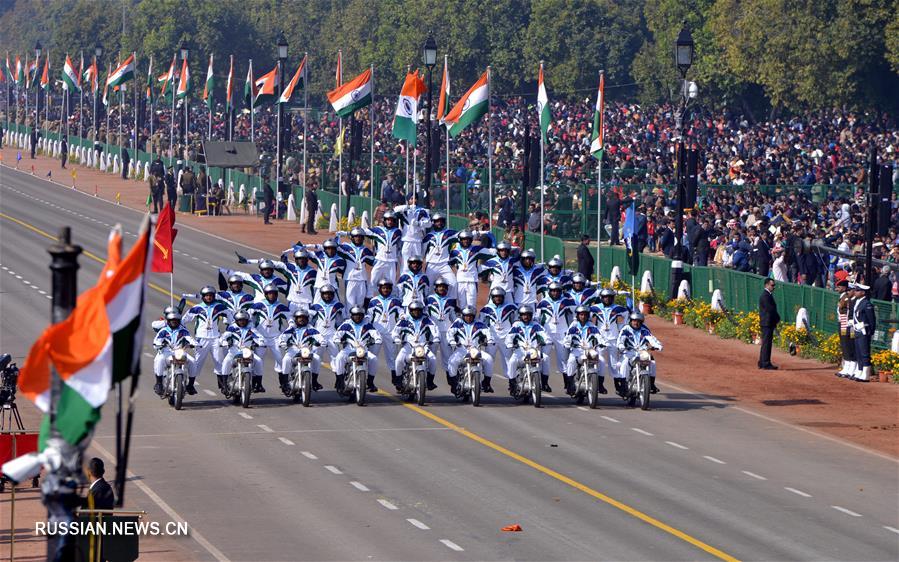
[143,161,150,180]
[299,194,308,225]
[238,184,247,205]
[891,331,899,353]
[287,193,296,221]
[112,156,119,175]
[711,289,725,311]
[314,205,323,226]
[99,153,107,172]
[329,203,338,232]
[226,184,235,207]
[640,270,654,294]
[677,279,691,301]
[609,266,622,286]
[794,307,809,331]
[347,206,356,225]
[251,187,258,208]
[361,210,370,229]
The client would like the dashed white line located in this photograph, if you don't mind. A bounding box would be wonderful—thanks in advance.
[407,518,430,530]
[237,412,253,420]
[702,455,726,465]
[884,526,899,535]
[300,451,318,460]
[278,437,295,446]
[741,470,767,480]
[203,389,216,396]
[377,499,398,510]
[601,415,620,423]
[830,506,862,517]
[665,441,689,450]
[784,487,812,498]
[324,465,343,475]
[14,275,22,279]
[577,406,589,411]
[257,424,274,433]
[631,428,654,436]
[350,481,370,492]
[440,539,464,552]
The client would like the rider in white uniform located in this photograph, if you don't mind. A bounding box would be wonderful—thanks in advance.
[278,309,324,394]
[536,282,575,380]
[505,305,551,394]
[367,279,404,387]
[480,287,517,371]
[393,301,440,391]
[219,311,266,393]
[563,306,607,395]
[616,312,663,395]
[446,306,495,394]
[181,285,228,391]
[594,288,629,390]
[248,284,292,393]
[153,312,197,396]
[332,306,382,392]
[309,284,345,373]
[426,277,458,386]
[397,255,430,306]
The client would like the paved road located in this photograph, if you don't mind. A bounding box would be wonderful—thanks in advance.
[2,165,898,561]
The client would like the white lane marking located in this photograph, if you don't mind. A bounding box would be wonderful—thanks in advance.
[665,441,689,450]
[407,518,430,530]
[702,455,726,465]
[257,424,274,433]
[45,295,52,299]
[38,290,47,295]
[143,353,155,359]
[300,451,318,460]
[601,415,620,423]
[90,441,230,562]
[884,526,899,535]
[278,437,295,446]
[377,499,398,510]
[577,406,589,411]
[784,487,812,498]
[237,412,253,420]
[741,470,767,480]
[631,428,654,436]
[324,465,343,475]
[830,506,862,517]
[440,539,464,552]
[203,389,216,396]
[15,275,22,279]
[350,481,370,492]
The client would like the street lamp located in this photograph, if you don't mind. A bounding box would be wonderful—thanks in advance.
[675,23,695,77]
[34,41,42,130]
[274,31,288,220]
[179,41,189,147]
[671,21,694,293]
[422,34,437,203]
[93,43,103,145]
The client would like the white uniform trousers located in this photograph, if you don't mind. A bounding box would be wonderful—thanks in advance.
[333,347,378,378]
[258,336,285,374]
[506,347,550,380]
[281,347,322,375]
[154,350,197,378]
[374,325,398,374]
[600,344,623,379]
[426,262,457,298]
[434,323,453,374]
[345,279,369,307]
[221,350,262,377]
[194,337,223,377]
[490,329,512,375]
[447,347,494,378]
[545,327,569,374]
[401,242,423,273]
[456,280,479,310]
[618,351,657,379]
[370,260,397,291]
[565,348,608,379]
[394,343,437,376]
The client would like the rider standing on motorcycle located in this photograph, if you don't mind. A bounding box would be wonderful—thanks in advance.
[249,284,292,393]
[335,227,375,307]
[333,306,382,392]
[540,256,572,297]
[181,286,228,388]
[395,198,432,273]
[537,282,575,380]
[267,249,318,309]
[423,213,459,297]
[153,312,198,396]
[279,309,324,393]
[397,255,430,306]
[426,277,458,387]
[218,275,255,322]
[392,301,440,392]
[304,239,347,296]
[450,230,492,309]
[566,273,597,308]
[224,259,289,303]
[505,305,552,393]
[483,241,517,297]
[219,311,266,394]
[563,306,606,395]
[361,210,403,288]
[616,312,662,395]
[368,279,403,385]
[480,287,517,370]
[594,288,629,386]
[310,284,345,373]
[447,306,495,393]
[513,249,547,306]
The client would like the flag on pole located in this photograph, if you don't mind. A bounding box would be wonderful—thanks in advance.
[334,126,346,157]
[83,59,98,94]
[621,201,639,275]
[77,52,83,89]
[3,53,12,83]
[40,55,50,90]
[17,219,152,448]
[391,70,427,142]
[106,53,136,88]
[327,68,372,118]
[445,71,489,138]
[62,55,80,91]
[278,55,306,104]
[243,59,256,108]
[157,55,175,101]
[203,54,214,109]
[176,58,190,98]
[436,60,450,125]
[15,55,23,86]
[225,55,234,112]
[102,62,111,106]
[537,62,551,143]
[25,55,37,89]
[144,56,153,100]
[253,65,278,106]
[590,72,605,159]
[151,203,177,273]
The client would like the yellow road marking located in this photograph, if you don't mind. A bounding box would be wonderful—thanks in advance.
[376,390,739,562]
[0,212,183,302]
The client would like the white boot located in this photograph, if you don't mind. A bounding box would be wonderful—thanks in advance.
[846,361,856,377]
[858,366,871,382]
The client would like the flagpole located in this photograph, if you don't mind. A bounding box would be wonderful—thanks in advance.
[207,55,212,141]
[337,50,342,219]
[170,55,176,161]
[133,53,137,155]
[78,51,83,141]
[119,84,123,165]
[596,70,604,282]
[276,57,282,220]
[444,55,450,216]
[487,66,493,231]
[249,58,254,142]
[369,63,375,217]
[302,52,307,199]
[539,61,545,260]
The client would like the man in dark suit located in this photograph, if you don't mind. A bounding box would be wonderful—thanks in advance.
[82,457,115,510]
[751,230,772,277]
[871,266,892,302]
[577,234,595,280]
[606,192,621,245]
[634,205,649,253]
[758,277,780,370]
[303,184,319,234]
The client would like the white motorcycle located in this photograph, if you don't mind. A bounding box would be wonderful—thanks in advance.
[453,346,483,406]
[226,344,261,409]
[163,344,193,411]
[624,345,657,411]
[572,342,604,409]
[288,345,315,406]
[512,345,542,408]
[399,339,429,406]
[337,345,368,406]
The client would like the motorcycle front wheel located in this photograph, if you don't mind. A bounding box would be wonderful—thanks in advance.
[416,367,427,406]
[626,372,638,408]
[471,366,481,407]
[173,372,184,411]
[240,371,251,408]
[530,368,542,408]
[639,373,651,410]
[300,370,312,406]
[588,370,599,409]
[355,368,367,406]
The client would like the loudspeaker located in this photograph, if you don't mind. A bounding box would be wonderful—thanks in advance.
[878,164,893,237]
[685,148,699,209]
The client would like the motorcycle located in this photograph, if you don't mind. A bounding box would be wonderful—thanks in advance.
[512,345,542,407]
[226,344,261,408]
[399,340,429,406]
[337,345,368,406]
[453,346,482,406]
[163,345,193,410]
[287,345,315,406]
[571,342,603,409]
[624,346,656,410]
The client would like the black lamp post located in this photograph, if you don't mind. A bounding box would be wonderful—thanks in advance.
[276,31,288,218]
[93,42,103,144]
[179,41,189,147]
[34,41,42,130]
[669,22,694,298]
[422,34,437,203]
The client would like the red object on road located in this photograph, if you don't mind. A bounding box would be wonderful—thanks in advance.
[501,524,523,532]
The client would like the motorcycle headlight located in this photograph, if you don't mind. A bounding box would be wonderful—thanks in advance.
[300,347,312,359]
[241,347,253,360]
[173,348,186,361]
[639,350,652,362]
[415,346,426,358]
[528,348,539,360]
[587,349,599,360]
[468,348,479,360]
[355,346,366,359]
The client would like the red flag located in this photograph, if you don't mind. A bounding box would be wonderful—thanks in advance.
[151,204,177,273]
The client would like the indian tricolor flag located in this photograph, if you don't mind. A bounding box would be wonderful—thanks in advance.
[243,59,256,108]
[84,59,98,94]
[106,53,135,88]
[15,55,23,86]
[279,55,306,104]
[39,55,49,90]
[62,55,80,91]
[18,218,152,448]
[176,58,190,99]
[445,70,489,138]
[225,55,235,112]
[590,71,605,159]
[391,70,427,142]
[157,55,175,101]
[537,62,551,143]
[203,54,214,110]
[327,68,372,118]
[436,57,450,125]
[254,65,278,106]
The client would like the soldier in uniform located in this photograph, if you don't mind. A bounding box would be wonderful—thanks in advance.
[835,279,856,378]
[850,283,876,382]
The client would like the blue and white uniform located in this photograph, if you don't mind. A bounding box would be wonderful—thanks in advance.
[397,270,430,306]
[271,257,318,308]
[449,245,492,309]
[332,318,382,379]
[426,293,458,374]
[423,228,458,294]
[219,324,266,377]
[505,320,550,379]
[182,301,228,377]
[362,225,403,287]
[153,325,197,379]
[310,298,345,366]
[513,263,547,306]
[219,268,289,303]
[305,244,347,293]
[446,318,494,378]
[480,301,517,367]
[567,286,597,308]
[395,204,432,272]
[336,235,375,307]
[563,320,605,380]
[216,289,255,322]
[279,324,324,378]
[616,324,662,380]
[483,253,517,296]
[249,300,292,376]
[368,294,404,374]
[536,294,575,373]
[595,302,629,379]
[392,315,439,376]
